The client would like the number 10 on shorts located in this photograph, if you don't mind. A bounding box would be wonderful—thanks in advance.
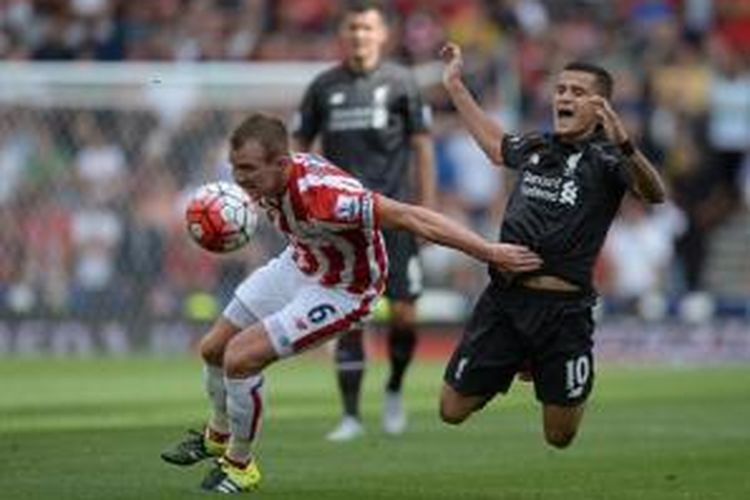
[565,355,590,399]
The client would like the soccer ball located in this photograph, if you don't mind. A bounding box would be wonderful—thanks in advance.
[185,181,258,253]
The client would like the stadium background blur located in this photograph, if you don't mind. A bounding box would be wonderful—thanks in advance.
[0,0,748,362]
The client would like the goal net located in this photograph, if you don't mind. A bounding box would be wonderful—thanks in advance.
[0,61,344,354]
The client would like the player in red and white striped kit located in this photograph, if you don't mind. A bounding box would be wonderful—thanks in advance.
[226,151,389,358]
[161,113,543,494]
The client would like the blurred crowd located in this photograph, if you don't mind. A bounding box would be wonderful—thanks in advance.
[0,0,749,321]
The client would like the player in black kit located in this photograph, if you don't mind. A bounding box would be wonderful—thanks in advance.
[292,1,435,440]
[438,42,666,448]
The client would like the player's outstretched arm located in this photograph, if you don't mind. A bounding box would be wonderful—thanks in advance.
[377,195,542,273]
[621,147,666,204]
[440,42,506,166]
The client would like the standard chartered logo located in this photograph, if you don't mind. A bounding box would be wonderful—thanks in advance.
[327,84,390,131]
[521,171,579,206]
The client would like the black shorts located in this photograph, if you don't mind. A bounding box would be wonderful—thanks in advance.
[382,228,421,301]
[444,282,596,406]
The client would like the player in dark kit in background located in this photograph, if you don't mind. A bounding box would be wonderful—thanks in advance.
[293,1,435,440]
[438,42,666,448]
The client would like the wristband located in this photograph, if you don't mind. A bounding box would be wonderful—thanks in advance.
[618,139,636,157]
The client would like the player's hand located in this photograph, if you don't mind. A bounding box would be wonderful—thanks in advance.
[439,42,464,89]
[487,243,543,273]
[589,96,629,144]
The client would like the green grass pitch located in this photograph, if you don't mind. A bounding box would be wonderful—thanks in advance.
[1,356,749,499]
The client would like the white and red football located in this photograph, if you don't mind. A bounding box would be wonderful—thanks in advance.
[185,181,258,253]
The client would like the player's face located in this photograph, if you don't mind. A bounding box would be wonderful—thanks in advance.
[339,9,388,69]
[553,71,600,140]
[230,139,287,199]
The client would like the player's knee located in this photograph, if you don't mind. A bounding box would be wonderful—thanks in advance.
[389,301,417,330]
[542,403,585,449]
[223,337,264,378]
[199,334,224,366]
[221,346,244,377]
[544,428,577,449]
[390,315,415,332]
[439,401,470,425]
[440,409,467,425]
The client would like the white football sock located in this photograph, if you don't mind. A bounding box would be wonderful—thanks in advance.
[203,364,229,434]
[224,374,265,464]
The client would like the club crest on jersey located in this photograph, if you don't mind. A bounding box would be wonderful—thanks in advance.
[564,152,583,176]
[335,195,361,221]
[371,85,390,129]
[294,317,308,331]
[329,92,345,105]
[559,180,578,205]
[373,85,389,105]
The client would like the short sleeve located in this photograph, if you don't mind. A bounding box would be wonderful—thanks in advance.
[402,72,431,135]
[501,132,546,169]
[291,78,322,143]
[300,181,376,230]
[599,146,633,191]
[501,134,526,169]
[611,160,632,191]
[328,190,376,229]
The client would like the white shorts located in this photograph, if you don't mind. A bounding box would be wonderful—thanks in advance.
[223,248,377,358]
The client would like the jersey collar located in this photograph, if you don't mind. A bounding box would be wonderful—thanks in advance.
[552,126,608,152]
[343,59,382,78]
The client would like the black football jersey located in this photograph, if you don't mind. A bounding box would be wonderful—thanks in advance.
[292,61,431,200]
[494,129,633,290]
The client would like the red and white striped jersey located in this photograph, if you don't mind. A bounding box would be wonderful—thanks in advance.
[261,153,388,296]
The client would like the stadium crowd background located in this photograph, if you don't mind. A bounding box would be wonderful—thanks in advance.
[0,0,748,325]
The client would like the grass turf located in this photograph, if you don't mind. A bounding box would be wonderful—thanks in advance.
[0,356,749,499]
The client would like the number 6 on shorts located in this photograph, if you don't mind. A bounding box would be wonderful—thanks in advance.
[263,285,370,358]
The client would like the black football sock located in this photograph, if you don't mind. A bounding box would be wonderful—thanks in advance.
[335,329,365,418]
[386,326,417,393]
